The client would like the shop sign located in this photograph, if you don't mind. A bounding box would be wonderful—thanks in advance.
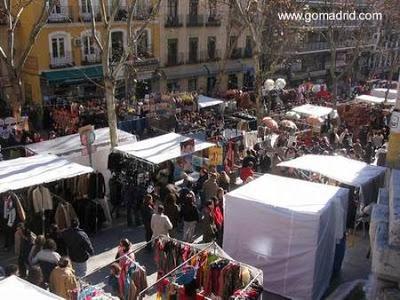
[209,146,223,166]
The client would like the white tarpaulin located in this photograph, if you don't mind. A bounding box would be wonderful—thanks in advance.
[198,95,224,109]
[354,94,396,105]
[0,276,63,299]
[278,155,386,188]
[371,88,397,100]
[0,154,93,194]
[224,174,349,300]
[27,127,136,156]
[291,104,333,118]
[115,133,215,165]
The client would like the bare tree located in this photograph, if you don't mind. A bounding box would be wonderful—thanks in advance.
[307,0,379,105]
[88,0,161,148]
[234,0,299,120]
[0,0,55,116]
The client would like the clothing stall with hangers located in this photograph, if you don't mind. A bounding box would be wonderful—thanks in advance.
[0,154,94,245]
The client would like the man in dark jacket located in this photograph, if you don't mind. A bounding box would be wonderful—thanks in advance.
[61,219,94,277]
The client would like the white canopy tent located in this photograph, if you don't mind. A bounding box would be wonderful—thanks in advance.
[291,104,333,118]
[278,155,386,204]
[27,127,136,156]
[371,88,398,100]
[197,95,224,109]
[27,128,137,196]
[0,154,93,194]
[0,276,63,299]
[354,94,396,105]
[224,174,348,300]
[115,132,215,165]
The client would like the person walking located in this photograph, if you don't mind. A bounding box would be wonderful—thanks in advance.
[181,192,200,243]
[151,205,173,238]
[201,200,217,243]
[32,238,61,283]
[49,257,79,300]
[202,173,219,205]
[18,227,35,278]
[28,235,45,266]
[61,219,94,277]
[27,265,45,288]
[141,194,154,251]
[164,193,180,238]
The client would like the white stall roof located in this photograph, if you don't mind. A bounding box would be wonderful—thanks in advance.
[278,154,386,188]
[291,104,333,118]
[0,154,93,193]
[0,276,63,299]
[224,174,348,300]
[27,127,136,156]
[371,88,398,100]
[198,95,224,109]
[355,94,396,105]
[115,132,215,165]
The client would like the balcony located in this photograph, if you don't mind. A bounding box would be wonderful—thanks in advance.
[165,52,184,67]
[243,47,253,58]
[81,53,102,65]
[79,9,102,22]
[133,7,152,20]
[230,48,242,59]
[187,53,199,64]
[114,7,128,21]
[165,15,183,27]
[48,6,74,23]
[186,14,204,27]
[200,50,221,62]
[206,14,221,26]
[49,52,74,69]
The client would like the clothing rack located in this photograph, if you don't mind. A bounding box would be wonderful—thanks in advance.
[80,238,155,279]
[138,241,216,299]
[232,270,263,300]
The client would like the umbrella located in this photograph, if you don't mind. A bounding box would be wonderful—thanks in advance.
[285,111,301,120]
[262,117,279,130]
[280,119,297,130]
[306,115,324,125]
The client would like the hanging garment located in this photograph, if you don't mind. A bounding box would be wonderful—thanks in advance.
[54,202,78,230]
[32,186,53,213]
[76,174,90,199]
[88,172,106,200]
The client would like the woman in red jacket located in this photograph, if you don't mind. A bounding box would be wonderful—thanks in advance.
[211,196,224,246]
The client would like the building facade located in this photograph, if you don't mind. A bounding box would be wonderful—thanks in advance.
[6,0,160,105]
[157,0,254,94]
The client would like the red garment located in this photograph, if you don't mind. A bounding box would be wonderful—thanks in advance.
[213,207,224,228]
[240,167,254,182]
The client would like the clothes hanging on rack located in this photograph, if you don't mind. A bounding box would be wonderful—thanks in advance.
[54,201,78,230]
[88,172,106,200]
[32,185,53,213]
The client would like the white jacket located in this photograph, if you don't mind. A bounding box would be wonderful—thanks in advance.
[151,213,173,238]
[32,186,53,213]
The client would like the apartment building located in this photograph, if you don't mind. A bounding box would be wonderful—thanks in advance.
[287,0,382,87]
[3,0,160,104]
[158,0,254,94]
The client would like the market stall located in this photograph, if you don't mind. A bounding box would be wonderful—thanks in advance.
[291,104,333,119]
[0,154,97,236]
[354,94,396,105]
[197,95,224,110]
[0,275,63,300]
[370,88,398,100]
[223,174,349,300]
[277,154,387,205]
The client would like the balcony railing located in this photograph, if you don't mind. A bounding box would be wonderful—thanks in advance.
[48,6,74,23]
[165,15,183,27]
[114,7,128,21]
[200,50,221,62]
[166,52,184,66]
[186,14,204,27]
[49,52,74,69]
[79,10,102,22]
[231,48,242,59]
[206,14,221,26]
[81,53,101,65]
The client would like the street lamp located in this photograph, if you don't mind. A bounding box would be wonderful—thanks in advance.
[262,78,286,113]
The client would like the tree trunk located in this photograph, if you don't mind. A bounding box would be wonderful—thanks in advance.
[253,50,263,122]
[104,77,119,148]
[6,70,23,118]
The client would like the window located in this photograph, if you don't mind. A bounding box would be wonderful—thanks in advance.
[245,36,253,57]
[207,36,216,60]
[228,74,238,89]
[137,30,149,57]
[167,80,179,92]
[81,33,99,64]
[189,0,198,16]
[188,78,197,91]
[167,39,178,65]
[49,32,71,67]
[81,0,92,13]
[168,0,178,17]
[111,31,124,61]
[208,0,217,19]
[52,36,65,59]
[188,37,198,63]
